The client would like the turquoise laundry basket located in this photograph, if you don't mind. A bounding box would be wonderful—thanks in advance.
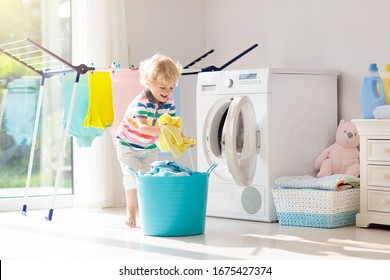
[135,164,217,237]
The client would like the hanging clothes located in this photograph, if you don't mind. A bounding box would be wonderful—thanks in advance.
[3,77,40,146]
[83,71,114,129]
[0,77,40,146]
[61,72,104,147]
[109,69,144,142]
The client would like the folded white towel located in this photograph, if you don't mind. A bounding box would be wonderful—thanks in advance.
[275,174,360,191]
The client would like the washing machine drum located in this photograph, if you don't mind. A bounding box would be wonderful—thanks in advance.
[204,96,258,186]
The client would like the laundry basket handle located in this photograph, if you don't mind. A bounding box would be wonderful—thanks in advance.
[128,167,138,177]
[207,163,218,176]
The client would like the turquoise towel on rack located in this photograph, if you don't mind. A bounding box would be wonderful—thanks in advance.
[3,77,40,146]
[61,72,104,147]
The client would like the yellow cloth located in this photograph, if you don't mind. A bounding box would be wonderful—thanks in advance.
[156,114,196,158]
[83,71,114,129]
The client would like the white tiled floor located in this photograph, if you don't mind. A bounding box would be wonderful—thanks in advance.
[1,207,390,260]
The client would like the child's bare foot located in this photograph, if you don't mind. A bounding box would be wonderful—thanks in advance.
[125,209,137,228]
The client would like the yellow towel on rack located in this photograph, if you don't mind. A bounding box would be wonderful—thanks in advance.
[156,114,196,158]
[83,71,114,129]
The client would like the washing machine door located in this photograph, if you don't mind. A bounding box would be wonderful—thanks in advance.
[224,96,258,186]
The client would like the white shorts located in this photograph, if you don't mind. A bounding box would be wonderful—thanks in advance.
[115,142,158,189]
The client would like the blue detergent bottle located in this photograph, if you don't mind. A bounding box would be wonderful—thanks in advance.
[360,63,386,119]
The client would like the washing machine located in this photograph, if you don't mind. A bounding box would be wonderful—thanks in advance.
[196,68,339,222]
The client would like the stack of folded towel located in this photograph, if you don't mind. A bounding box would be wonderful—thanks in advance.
[274,174,360,191]
[272,174,360,228]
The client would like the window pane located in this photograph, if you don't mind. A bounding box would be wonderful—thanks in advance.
[0,0,72,199]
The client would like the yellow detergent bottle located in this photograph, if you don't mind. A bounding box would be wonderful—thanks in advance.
[382,64,390,105]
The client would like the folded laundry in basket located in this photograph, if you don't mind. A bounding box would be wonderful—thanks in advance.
[275,174,360,191]
[139,160,193,177]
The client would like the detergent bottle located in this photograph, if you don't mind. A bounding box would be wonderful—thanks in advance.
[360,63,385,119]
[382,64,390,105]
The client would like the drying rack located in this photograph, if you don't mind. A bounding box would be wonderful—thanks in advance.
[182,43,258,75]
[0,38,258,221]
[0,38,94,221]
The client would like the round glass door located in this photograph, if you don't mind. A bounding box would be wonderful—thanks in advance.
[204,98,234,181]
[224,96,257,186]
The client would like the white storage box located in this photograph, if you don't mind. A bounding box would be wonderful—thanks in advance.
[272,188,360,228]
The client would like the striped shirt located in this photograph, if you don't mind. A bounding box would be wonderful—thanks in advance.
[116,90,176,149]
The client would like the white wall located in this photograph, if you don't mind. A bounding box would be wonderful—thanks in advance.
[125,0,205,65]
[123,0,390,173]
[124,0,205,169]
[125,0,390,134]
[204,0,390,121]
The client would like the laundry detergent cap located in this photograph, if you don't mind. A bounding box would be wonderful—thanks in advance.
[369,63,378,72]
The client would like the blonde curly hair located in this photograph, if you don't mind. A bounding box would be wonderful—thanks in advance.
[139,53,182,88]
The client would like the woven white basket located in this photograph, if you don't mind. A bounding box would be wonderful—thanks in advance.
[272,188,360,228]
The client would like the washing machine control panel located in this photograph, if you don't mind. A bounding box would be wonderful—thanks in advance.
[224,78,234,88]
[220,69,269,93]
[238,72,260,85]
[223,74,261,88]
[197,69,270,95]
[223,74,260,87]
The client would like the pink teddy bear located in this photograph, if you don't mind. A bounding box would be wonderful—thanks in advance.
[314,120,360,178]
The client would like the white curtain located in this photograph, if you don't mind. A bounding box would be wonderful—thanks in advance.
[71,0,128,208]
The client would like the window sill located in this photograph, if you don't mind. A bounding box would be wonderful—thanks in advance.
[0,194,74,212]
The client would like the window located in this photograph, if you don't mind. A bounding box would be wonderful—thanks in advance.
[0,0,73,210]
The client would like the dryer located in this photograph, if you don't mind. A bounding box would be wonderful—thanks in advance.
[196,68,339,222]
